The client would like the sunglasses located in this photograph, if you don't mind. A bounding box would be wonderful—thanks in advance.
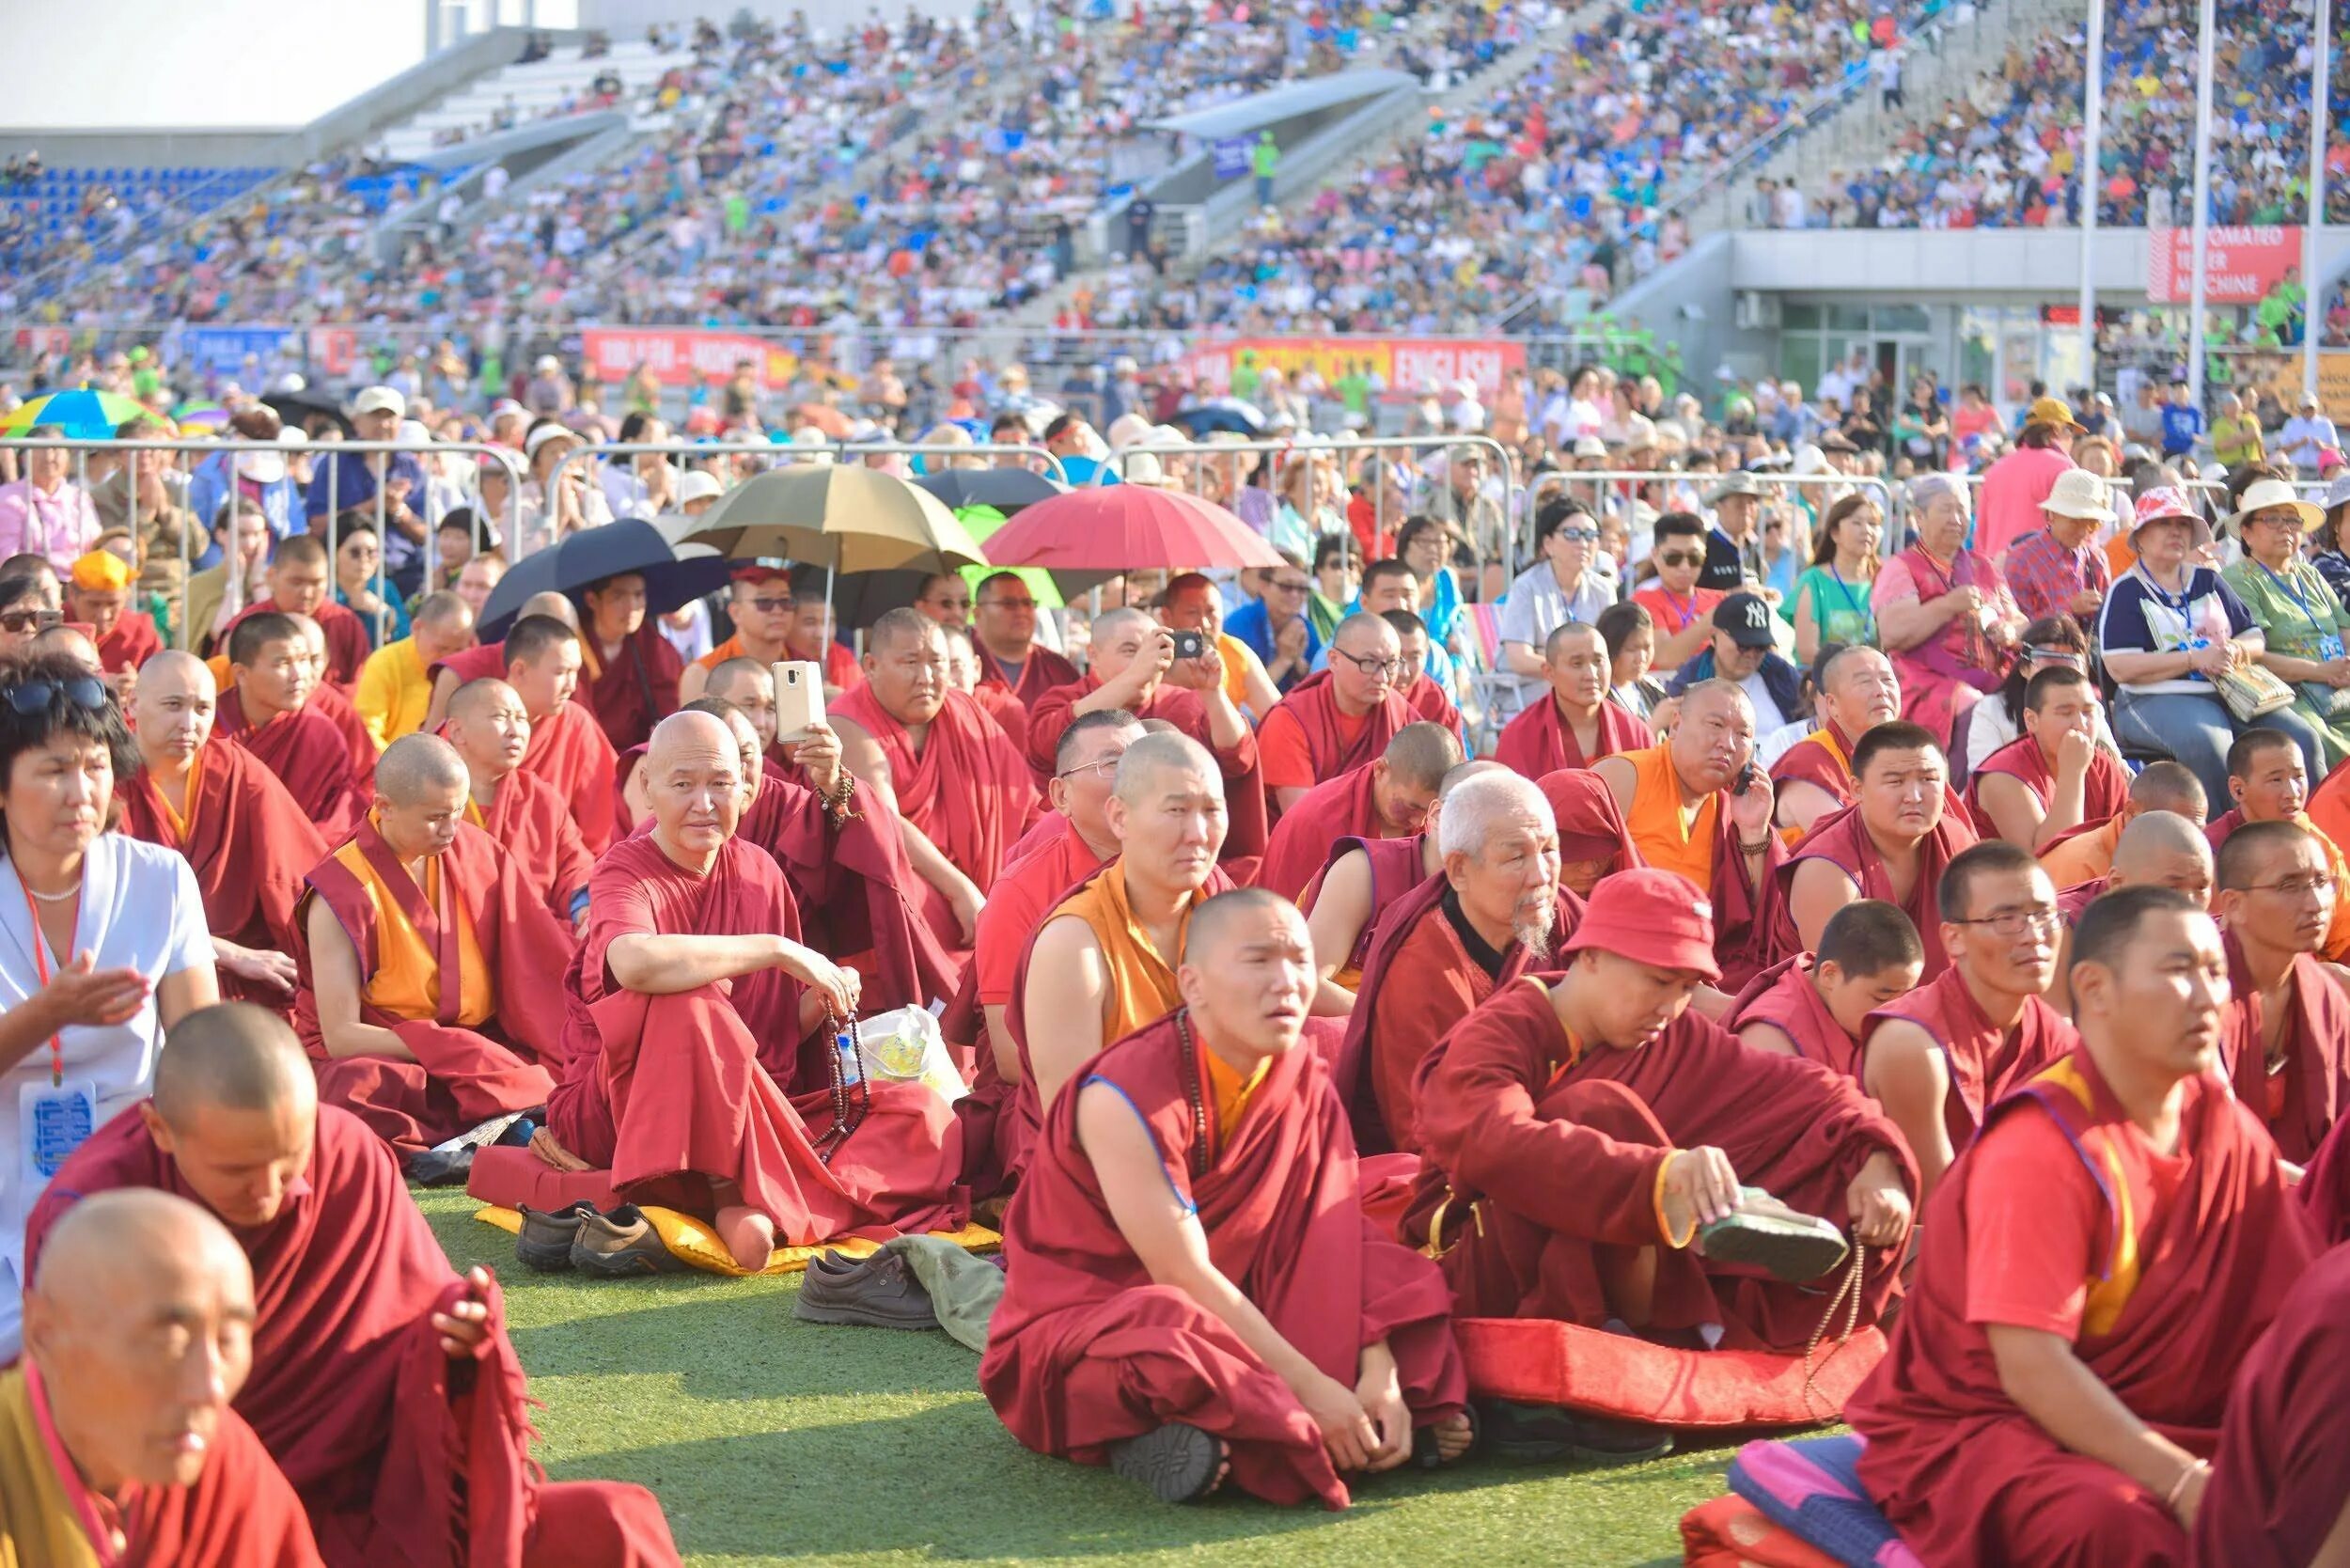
[2,675,108,715]
[1269,578,1312,594]
[1656,550,1704,568]
[1557,526,1600,543]
[0,610,63,635]
[744,596,795,615]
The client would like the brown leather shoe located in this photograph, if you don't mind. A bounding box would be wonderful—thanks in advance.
[570,1205,688,1278]
[792,1249,937,1329]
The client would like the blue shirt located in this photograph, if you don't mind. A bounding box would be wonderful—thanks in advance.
[1224,597,1321,689]
[306,451,427,572]
[2159,403,2205,457]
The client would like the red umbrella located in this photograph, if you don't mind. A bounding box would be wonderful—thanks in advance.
[977,486,1284,572]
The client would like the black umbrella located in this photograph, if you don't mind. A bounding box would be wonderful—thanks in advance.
[475,518,730,640]
[261,390,353,439]
[1167,403,1264,438]
[911,467,1068,512]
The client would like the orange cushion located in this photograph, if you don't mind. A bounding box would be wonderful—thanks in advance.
[1680,1495,1844,1567]
[1456,1316,1886,1430]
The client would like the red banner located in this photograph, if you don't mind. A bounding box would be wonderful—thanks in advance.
[579,328,801,387]
[306,328,359,379]
[2147,226,2303,305]
[1179,336,1526,399]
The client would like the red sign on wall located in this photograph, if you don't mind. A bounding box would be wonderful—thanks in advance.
[2147,226,2304,304]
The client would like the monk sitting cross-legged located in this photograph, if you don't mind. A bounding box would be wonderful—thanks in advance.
[1851,886,2320,1568]
[1731,900,1926,1077]
[2204,728,2350,960]
[1255,722,1459,902]
[1402,869,1917,1457]
[5,1189,324,1567]
[1968,666,2132,852]
[2042,760,2208,887]
[1493,622,1653,780]
[981,889,1472,1508]
[2211,819,2350,1167]
[1304,760,1513,1003]
[1258,613,1415,815]
[1769,646,1904,836]
[216,611,368,843]
[24,1006,683,1568]
[443,679,594,930]
[120,650,326,1007]
[503,612,619,855]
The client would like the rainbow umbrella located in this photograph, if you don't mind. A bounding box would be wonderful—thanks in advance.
[0,389,166,440]
[171,400,231,430]
[953,505,1064,608]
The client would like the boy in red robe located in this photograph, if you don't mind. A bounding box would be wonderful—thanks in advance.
[1768,647,1904,835]
[981,889,1472,1508]
[25,1008,682,1568]
[505,613,619,854]
[1254,723,1457,902]
[71,546,162,679]
[1384,611,1464,738]
[2195,1241,2350,1568]
[575,571,682,752]
[1493,622,1653,779]
[1258,614,1415,814]
[218,611,368,842]
[444,678,595,927]
[2203,728,2350,959]
[10,1189,325,1567]
[1851,886,2318,1568]
[290,615,384,781]
[1730,900,1925,1076]
[222,534,371,689]
[422,590,578,731]
[1968,666,2132,851]
[2212,819,2350,1165]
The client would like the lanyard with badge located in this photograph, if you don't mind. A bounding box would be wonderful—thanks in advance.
[2256,558,2350,713]
[18,874,99,1188]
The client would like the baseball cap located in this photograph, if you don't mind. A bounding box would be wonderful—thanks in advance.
[2025,395,2084,432]
[1560,868,1722,982]
[729,562,792,586]
[351,386,406,419]
[1716,589,1776,649]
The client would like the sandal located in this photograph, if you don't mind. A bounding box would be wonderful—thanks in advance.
[1109,1422,1224,1504]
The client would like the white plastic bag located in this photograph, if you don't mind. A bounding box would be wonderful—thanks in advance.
[848,1004,966,1106]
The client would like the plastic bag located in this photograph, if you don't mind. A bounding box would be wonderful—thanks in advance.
[850,1004,967,1106]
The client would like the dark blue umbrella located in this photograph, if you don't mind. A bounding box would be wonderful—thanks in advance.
[475,518,730,640]
[911,467,1067,512]
[1167,403,1264,437]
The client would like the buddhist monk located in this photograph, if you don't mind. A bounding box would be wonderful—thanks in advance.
[698,655,785,760]
[943,620,1031,752]
[2195,1242,2350,1568]
[1774,720,1975,977]
[2204,728,2350,960]
[678,564,795,703]
[24,1007,682,1567]
[352,589,474,749]
[981,889,1472,1508]
[443,678,593,928]
[1304,760,1509,1001]
[1402,870,1916,1458]
[1332,771,1564,1156]
[1968,666,2132,852]
[421,589,577,732]
[70,546,160,682]
[216,612,367,842]
[833,608,1039,946]
[1533,766,1645,895]
[2042,760,2207,886]
[1254,723,1458,902]
[223,535,369,689]
[297,735,572,1167]
[2049,810,2218,1014]
[505,613,619,854]
[576,571,682,751]
[971,569,1078,710]
[121,650,325,1005]
[1591,680,1784,987]
[1493,622,1653,779]
[1851,886,2318,1568]
[1024,607,1259,815]
[7,1189,323,1566]
[541,711,963,1272]
[1860,839,2076,1200]
[784,582,862,696]
[1258,614,1415,814]
[1383,610,1465,738]
[1730,900,1925,1075]
[1770,646,1904,835]
[2212,819,2350,1166]
[286,614,384,784]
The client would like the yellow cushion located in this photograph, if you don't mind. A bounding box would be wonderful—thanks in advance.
[473,1205,1000,1278]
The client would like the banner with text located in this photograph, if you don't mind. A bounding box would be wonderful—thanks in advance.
[581,327,803,387]
[1178,337,1527,399]
[2146,226,2304,305]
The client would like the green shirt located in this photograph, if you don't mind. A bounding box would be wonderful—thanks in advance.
[1788,563,1878,647]
[2223,556,2350,663]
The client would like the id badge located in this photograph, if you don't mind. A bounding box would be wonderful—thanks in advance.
[2320,634,2345,664]
[20,1077,99,1184]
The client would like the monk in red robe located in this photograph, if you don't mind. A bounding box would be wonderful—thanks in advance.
[122,650,326,1007]
[2195,1241,2350,1568]
[971,569,1078,710]
[1730,900,1925,1075]
[540,711,964,1271]
[1304,761,1516,1000]
[2211,819,2350,1165]
[443,678,594,928]
[1861,839,2076,1199]
[504,613,619,855]
[1255,723,1457,902]
[221,535,370,689]
[70,546,161,682]
[678,564,795,704]
[217,611,368,842]
[785,590,863,697]
[1769,647,1904,835]
[422,589,578,732]
[8,1189,324,1567]
[981,889,1472,1507]
[1968,666,2132,851]
[1774,720,1976,977]
[289,615,383,783]
[576,571,682,752]
[833,608,1039,948]
[2203,729,2350,959]
[1383,610,1465,737]
[1258,613,1414,814]
[1493,622,1653,779]
[1402,870,1916,1455]
[1533,767,1644,895]
[25,1008,682,1567]
[1592,681,1787,988]
[1850,886,2318,1568]
[2042,760,2207,887]
[943,621,1032,754]
[2048,809,2217,1014]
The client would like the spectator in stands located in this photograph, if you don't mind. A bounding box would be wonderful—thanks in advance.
[1222,549,1319,698]
[1394,516,1465,651]
[2211,391,2264,471]
[2222,478,2350,768]
[2280,393,2340,473]
[2001,468,2114,626]
[1633,510,1725,673]
[2160,381,2205,460]
[1875,473,2025,749]
[1787,492,1881,660]
[1974,396,2081,563]
[1498,498,1615,712]
[0,426,101,573]
[307,388,426,596]
[2314,475,2350,604]
[85,416,194,611]
[1598,600,1665,723]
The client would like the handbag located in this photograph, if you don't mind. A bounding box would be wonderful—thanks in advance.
[2212,660,2297,723]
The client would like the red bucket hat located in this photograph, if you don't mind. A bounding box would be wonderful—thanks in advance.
[1560,868,1721,982]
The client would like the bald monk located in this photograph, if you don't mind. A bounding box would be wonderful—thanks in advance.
[121,650,326,1006]
[943,620,1031,753]
[2212,819,2350,1166]
[1774,721,1976,978]
[30,620,102,671]
[576,571,682,751]
[220,534,369,688]
[5,1189,323,1567]
[24,1007,682,1567]
[1592,681,1785,987]
[698,654,786,762]
[2049,809,2217,1014]
[833,608,1040,946]
[1860,839,2076,1200]
[1402,870,1917,1445]
[1770,646,1904,835]
[352,589,474,749]
[1493,622,1653,779]
[1851,886,2318,1568]
[422,589,577,731]
[542,712,964,1272]
[216,612,368,842]
[297,735,572,1166]
[1383,610,1465,737]
[1969,666,2132,852]
[285,615,382,783]
[1255,723,1459,902]
[1730,900,1925,1076]
[971,568,1078,709]
[678,563,795,704]
[981,889,1472,1508]
[2204,728,2350,960]
[504,613,619,854]
[2042,760,2207,886]
[1333,771,1567,1156]
[1306,760,1510,1001]
[443,679,593,928]
[2195,1243,2350,1568]
[1258,613,1415,814]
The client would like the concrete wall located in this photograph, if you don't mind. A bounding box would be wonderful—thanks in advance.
[1727,227,2157,300]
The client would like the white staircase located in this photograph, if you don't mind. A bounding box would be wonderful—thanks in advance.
[376,39,688,165]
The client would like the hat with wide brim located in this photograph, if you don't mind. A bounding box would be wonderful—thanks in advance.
[2127,486,2214,550]
[2225,478,2326,537]
[2040,468,2115,523]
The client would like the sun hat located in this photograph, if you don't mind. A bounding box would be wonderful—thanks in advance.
[2040,468,2115,523]
[2128,486,2212,549]
[2225,477,2326,537]
[1560,869,1722,983]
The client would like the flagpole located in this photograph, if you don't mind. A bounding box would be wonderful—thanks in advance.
[2079,0,2106,389]
[2186,0,2216,416]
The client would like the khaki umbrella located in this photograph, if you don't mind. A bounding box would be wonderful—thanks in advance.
[664,463,988,574]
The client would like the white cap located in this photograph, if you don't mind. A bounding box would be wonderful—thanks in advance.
[678,470,724,505]
[525,422,583,458]
[352,385,405,418]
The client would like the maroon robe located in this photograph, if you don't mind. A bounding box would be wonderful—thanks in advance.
[1861,964,2077,1161]
[521,701,619,855]
[2196,1241,2350,1568]
[306,682,380,782]
[1255,762,1403,902]
[834,684,1038,901]
[215,687,368,844]
[470,769,593,924]
[24,1105,682,1568]
[1403,672,1462,735]
[2218,930,2350,1164]
[1022,673,1265,862]
[95,609,163,674]
[1769,805,1977,978]
[1259,672,1411,795]
[430,640,507,690]
[977,642,1079,710]
[968,680,1030,756]
[2057,872,2111,925]
[1402,976,1915,1349]
[1769,721,1860,814]
[1726,953,1863,1077]
[1298,832,1429,980]
[1966,733,2131,842]
[227,598,372,689]
[979,1010,1466,1509]
[1492,695,1652,780]
[1851,1048,2316,1568]
[579,623,682,752]
[1535,768,1645,875]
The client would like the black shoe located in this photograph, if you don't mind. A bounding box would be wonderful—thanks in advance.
[516,1200,595,1273]
[1474,1398,1673,1466]
[1108,1422,1223,1503]
[571,1205,688,1278]
[1697,1188,1851,1283]
[792,1249,938,1329]
[404,1146,476,1188]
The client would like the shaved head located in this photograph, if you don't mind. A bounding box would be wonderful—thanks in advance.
[869,605,942,658]
[446,676,520,722]
[1174,888,1315,1058]
[1183,886,1302,966]
[2107,809,2216,905]
[35,623,101,670]
[1383,721,1464,792]
[151,1003,316,1129]
[2129,760,2207,822]
[1089,605,1154,652]
[706,656,770,701]
[1112,729,1218,805]
[375,732,468,806]
[140,648,209,692]
[132,649,217,766]
[517,590,578,628]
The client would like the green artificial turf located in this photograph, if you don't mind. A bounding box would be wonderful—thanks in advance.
[419,1189,1728,1567]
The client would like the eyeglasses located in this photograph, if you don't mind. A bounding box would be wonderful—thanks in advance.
[1269,578,1311,594]
[1948,905,2062,936]
[0,610,62,635]
[924,595,972,612]
[1656,551,1704,568]
[1,676,109,715]
[2244,873,2338,899]
[1331,648,1404,678]
[1557,526,1600,543]
[980,597,1037,612]
[1056,755,1123,782]
[744,596,794,615]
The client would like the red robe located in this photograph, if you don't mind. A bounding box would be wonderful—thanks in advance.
[306,681,381,782]
[215,687,368,844]
[1768,721,1859,814]
[1861,964,2077,1160]
[228,599,371,689]
[1298,833,1429,979]
[1769,805,1977,979]
[579,623,682,753]
[979,1010,1466,1509]
[431,640,508,689]
[470,769,594,924]
[2218,931,2350,1164]
[1726,953,1862,1077]
[969,680,1030,756]
[546,832,965,1242]
[1254,762,1402,902]
[1402,671,1461,735]
[521,701,619,855]
[977,642,1078,711]
[1850,1048,2316,1568]
[1535,768,1645,873]
[2195,1241,2350,1568]
[1965,733,2131,842]
[1402,976,1916,1349]
[1259,671,1411,792]
[1492,695,1652,780]
[119,741,326,1007]
[95,609,162,674]
[292,818,572,1153]
[24,1105,682,1568]
[832,684,1038,902]
[1022,673,1266,862]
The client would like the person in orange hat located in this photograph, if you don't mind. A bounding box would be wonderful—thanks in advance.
[69,546,160,688]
